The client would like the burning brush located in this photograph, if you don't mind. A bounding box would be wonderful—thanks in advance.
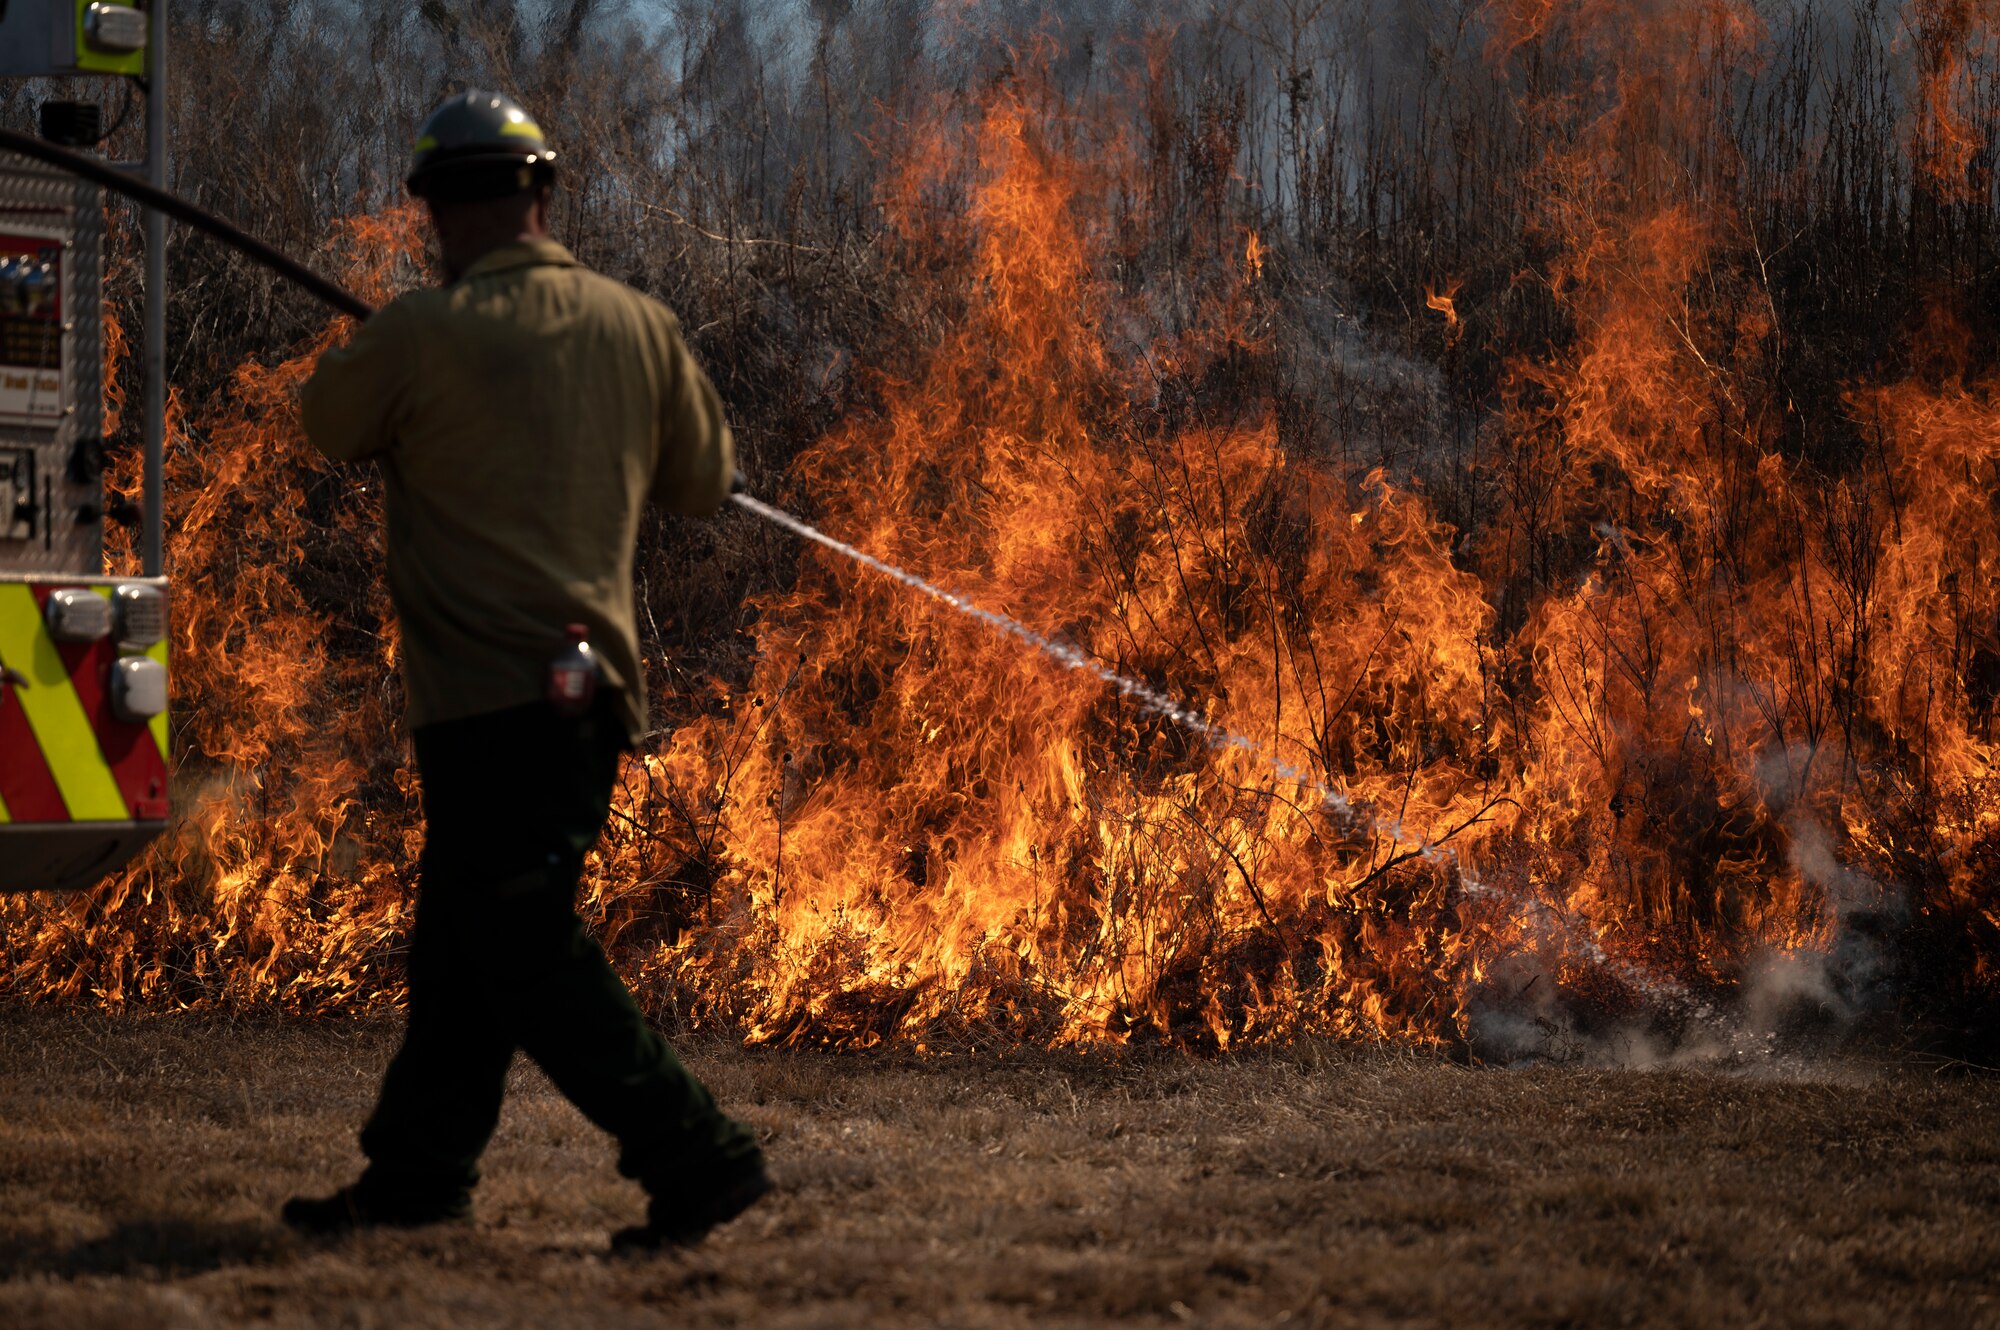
[7,4,2000,1062]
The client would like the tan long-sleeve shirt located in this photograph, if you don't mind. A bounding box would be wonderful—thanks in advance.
[299,240,733,743]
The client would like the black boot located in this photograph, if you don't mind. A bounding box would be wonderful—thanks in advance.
[611,1158,772,1254]
[281,1181,472,1237]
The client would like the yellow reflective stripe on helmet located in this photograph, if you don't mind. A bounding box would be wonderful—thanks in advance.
[145,636,169,764]
[415,134,439,152]
[0,584,127,822]
[499,119,543,139]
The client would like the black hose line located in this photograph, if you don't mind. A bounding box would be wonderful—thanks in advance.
[0,127,375,321]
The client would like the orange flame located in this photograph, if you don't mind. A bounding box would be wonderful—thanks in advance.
[1906,0,2000,202]
[1426,281,1463,349]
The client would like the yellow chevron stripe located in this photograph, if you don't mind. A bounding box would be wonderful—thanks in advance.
[0,584,127,821]
[145,636,169,764]
[0,788,11,823]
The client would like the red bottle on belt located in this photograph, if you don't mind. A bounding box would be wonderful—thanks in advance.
[548,623,600,717]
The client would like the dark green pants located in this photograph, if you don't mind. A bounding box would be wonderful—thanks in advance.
[358,696,758,1205]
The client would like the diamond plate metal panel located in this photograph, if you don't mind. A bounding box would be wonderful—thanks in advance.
[0,149,105,576]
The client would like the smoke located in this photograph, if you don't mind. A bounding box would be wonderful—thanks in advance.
[1757,813,1904,1031]
[1462,753,1910,1068]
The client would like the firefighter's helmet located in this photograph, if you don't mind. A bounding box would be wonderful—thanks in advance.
[406,90,557,203]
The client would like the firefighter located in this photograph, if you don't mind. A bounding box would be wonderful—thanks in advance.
[283,90,769,1252]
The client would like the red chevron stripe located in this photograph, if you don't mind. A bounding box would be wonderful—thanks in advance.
[0,675,68,822]
[51,615,170,821]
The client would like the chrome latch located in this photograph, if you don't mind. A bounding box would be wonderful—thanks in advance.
[46,588,111,642]
[82,3,149,55]
[111,656,166,723]
[113,583,167,648]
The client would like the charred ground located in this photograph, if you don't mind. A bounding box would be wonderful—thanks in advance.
[0,1007,1993,1329]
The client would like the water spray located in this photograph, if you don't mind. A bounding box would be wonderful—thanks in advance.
[737,488,1700,1014]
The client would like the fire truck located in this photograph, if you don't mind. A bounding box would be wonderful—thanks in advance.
[0,2,172,891]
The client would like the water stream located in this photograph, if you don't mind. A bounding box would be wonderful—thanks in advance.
[730,491,1702,1020]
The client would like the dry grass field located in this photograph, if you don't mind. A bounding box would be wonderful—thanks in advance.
[0,1007,1995,1329]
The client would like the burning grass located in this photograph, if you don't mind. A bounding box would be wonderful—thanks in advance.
[0,1008,1995,1329]
[7,3,2000,1053]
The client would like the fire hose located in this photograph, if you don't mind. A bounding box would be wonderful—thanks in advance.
[0,132,1413,831]
[1,126,1679,1002]
[0,129,1349,802]
[0,125,1420,858]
